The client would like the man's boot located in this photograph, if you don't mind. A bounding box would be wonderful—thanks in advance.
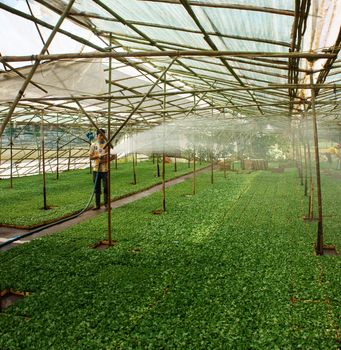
[104,194,111,209]
[93,193,101,210]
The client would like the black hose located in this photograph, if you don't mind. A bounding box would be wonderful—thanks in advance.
[0,165,101,249]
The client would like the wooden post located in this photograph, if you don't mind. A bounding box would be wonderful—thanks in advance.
[310,72,324,255]
[41,111,47,210]
[56,115,60,179]
[211,153,214,184]
[306,132,314,220]
[107,34,113,246]
[132,152,137,185]
[67,145,71,171]
[36,128,41,175]
[9,122,13,189]
[303,132,308,196]
[291,125,295,162]
[0,135,2,172]
[192,150,196,195]
[224,157,227,179]
[298,132,304,186]
[56,137,60,179]
[174,156,177,172]
[162,73,166,212]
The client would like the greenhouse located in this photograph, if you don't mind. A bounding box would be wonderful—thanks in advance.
[0,0,341,348]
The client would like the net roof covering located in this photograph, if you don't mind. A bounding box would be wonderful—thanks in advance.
[0,0,340,134]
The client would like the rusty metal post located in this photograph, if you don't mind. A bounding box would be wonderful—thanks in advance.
[302,131,308,196]
[56,115,59,180]
[56,137,60,179]
[9,122,13,189]
[67,144,71,171]
[132,152,137,185]
[224,158,227,179]
[211,153,214,184]
[41,111,47,210]
[162,73,166,212]
[192,94,196,195]
[310,72,324,255]
[298,130,304,186]
[107,35,113,246]
[192,150,196,195]
[307,133,314,220]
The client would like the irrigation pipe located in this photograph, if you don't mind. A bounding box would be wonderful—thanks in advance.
[0,164,101,249]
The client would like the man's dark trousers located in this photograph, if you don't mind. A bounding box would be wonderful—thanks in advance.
[93,171,108,207]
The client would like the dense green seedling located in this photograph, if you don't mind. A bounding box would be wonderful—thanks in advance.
[0,161,206,227]
[0,169,340,349]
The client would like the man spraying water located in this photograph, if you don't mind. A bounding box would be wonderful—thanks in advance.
[89,129,116,210]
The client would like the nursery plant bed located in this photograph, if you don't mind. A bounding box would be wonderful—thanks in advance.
[0,289,30,311]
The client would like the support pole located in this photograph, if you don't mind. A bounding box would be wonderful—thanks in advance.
[310,72,324,255]
[68,145,71,171]
[302,129,308,196]
[174,156,177,172]
[192,93,196,194]
[56,115,59,180]
[224,157,227,179]
[162,73,166,212]
[192,150,196,195]
[0,0,76,138]
[56,137,60,180]
[0,135,2,172]
[211,153,214,184]
[132,152,137,185]
[298,132,304,186]
[41,111,47,210]
[307,130,314,220]
[107,35,113,246]
[9,122,13,189]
